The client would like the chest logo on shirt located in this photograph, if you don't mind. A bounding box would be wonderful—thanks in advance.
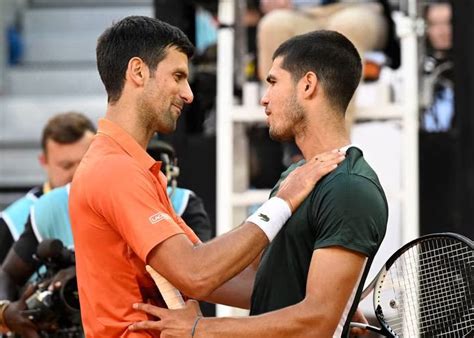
[149,212,172,224]
[258,213,270,222]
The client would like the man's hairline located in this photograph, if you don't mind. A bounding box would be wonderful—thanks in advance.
[43,130,94,156]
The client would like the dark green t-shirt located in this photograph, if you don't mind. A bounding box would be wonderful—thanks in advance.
[250,147,388,337]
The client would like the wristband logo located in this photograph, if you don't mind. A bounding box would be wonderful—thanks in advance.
[258,213,270,222]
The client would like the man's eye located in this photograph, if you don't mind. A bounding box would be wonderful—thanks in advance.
[61,163,74,170]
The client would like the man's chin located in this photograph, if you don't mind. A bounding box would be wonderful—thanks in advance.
[157,123,177,135]
[269,130,292,142]
[157,128,175,135]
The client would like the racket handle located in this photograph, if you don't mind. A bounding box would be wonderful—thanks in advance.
[350,322,385,335]
[146,265,185,309]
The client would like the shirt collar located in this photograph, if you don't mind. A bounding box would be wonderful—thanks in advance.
[339,143,361,153]
[97,118,158,170]
[43,182,52,194]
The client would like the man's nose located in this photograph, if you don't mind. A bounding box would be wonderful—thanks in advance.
[182,82,194,104]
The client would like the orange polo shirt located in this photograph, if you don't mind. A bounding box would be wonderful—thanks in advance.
[70,119,199,337]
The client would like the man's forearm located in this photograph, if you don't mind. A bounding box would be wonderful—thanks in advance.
[0,249,37,301]
[203,264,257,309]
[149,222,268,299]
[195,300,334,338]
[0,268,18,300]
[194,248,368,337]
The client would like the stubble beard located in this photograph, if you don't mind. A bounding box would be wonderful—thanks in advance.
[138,95,177,135]
[269,95,306,142]
[157,109,177,135]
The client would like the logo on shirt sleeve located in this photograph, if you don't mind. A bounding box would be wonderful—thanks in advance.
[149,212,172,224]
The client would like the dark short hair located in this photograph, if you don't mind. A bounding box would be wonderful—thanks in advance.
[273,30,362,114]
[41,112,96,153]
[96,16,195,103]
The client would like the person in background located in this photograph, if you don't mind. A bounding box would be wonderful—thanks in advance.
[0,113,95,337]
[418,1,456,238]
[421,1,453,132]
[0,112,95,264]
[425,1,452,63]
[0,184,79,338]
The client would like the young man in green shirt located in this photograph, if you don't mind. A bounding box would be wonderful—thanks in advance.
[130,30,388,337]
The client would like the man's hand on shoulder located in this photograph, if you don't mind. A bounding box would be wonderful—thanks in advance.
[276,148,345,212]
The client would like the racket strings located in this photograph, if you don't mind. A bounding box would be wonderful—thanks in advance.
[375,238,473,337]
[397,242,472,336]
[417,241,472,336]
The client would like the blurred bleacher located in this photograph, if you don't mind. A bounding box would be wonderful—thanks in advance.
[0,0,154,206]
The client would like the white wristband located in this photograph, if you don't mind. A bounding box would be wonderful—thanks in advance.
[246,197,292,241]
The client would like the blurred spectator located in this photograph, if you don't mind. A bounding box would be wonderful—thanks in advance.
[425,1,452,62]
[257,0,400,80]
[195,6,218,54]
[419,1,456,237]
[421,1,453,132]
[0,112,95,264]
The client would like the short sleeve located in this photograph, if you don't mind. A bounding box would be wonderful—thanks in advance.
[30,186,73,246]
[0,219,14,263]
[89,156,184,262]
[13,215,40,267]
[312,174,388,257]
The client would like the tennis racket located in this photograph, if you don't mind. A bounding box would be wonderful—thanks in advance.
[146,265,185,309]
[350,232,473,337]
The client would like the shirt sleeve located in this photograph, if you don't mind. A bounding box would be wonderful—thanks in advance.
[0,218,14,264]
[13,215,40,267]
[311,174,388,257]
[89,156,186,262]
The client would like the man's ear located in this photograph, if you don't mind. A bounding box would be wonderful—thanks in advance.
[38,152,47,168]
[301,71,318,99]
[126,57,149,87]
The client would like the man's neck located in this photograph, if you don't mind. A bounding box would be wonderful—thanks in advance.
[295,122,350,160]
[105,104,153,149]
[294,102,352,159]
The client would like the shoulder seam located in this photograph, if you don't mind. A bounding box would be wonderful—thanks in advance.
[30,206,44,243]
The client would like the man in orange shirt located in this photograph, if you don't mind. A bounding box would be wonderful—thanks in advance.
[69,16,344,337]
